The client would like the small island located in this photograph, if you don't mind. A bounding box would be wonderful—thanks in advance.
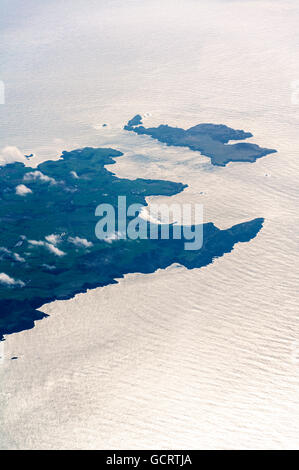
[124,115,277,166]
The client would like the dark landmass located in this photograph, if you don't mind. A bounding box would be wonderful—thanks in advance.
[0,146,263,339]
[124,115,277,166]
[126,114,143,128]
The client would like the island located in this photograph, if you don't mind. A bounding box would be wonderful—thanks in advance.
[0,146,264,339]
[124,115,276,166]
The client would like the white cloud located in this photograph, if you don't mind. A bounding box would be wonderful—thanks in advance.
[15,184,32,196]
[46,244,65,257]
[28,240,45,247]
[42,264,56,271]
[0,247,25,263]
[24,171,56,185]
[45,234,62,245]
[68,236,93,248]
[102,231,123,243]
[13,253,25,263]
[28,239,66,257]
[0,146,27,166]
[0,247,10,255]
[70,171,79,179]
[0,273,25,287]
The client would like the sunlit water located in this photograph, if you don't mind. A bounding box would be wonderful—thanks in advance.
[0,0,298,449]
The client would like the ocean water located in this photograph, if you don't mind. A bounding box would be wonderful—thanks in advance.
[0,0,298,449]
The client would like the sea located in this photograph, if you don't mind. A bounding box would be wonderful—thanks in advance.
[0,0,298,449]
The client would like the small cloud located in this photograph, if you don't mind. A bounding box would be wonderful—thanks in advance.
[42,264,56,271]
[0,146,27,166]
[45,234,62,245]
[46,244,65,257]
[0,247,25,263]
[13,253,25,263]
[70,171,79,179]
[28,240,45,247]
[16,236,26,245]
[68,236,93,248]
[0,273,25,287]
[16,184,32,196]
[0,247,10,255]
[102,231,123,243]
[24,171,56,185]
[28,239,66,256]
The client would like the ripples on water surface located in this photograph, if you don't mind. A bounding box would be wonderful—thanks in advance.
[0,0,298,449]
